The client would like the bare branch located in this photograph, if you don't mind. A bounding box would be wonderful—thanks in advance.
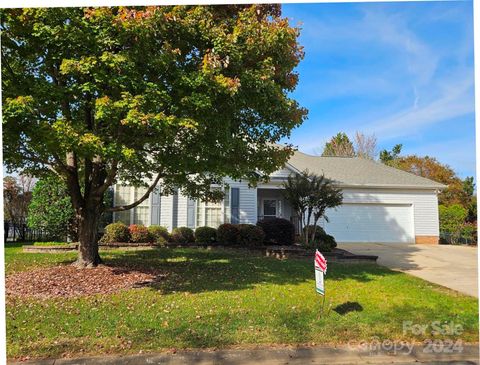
[354,131,377,160]
[20,151,65,177]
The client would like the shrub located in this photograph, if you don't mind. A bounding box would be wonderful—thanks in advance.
[238,224,265,247]
[100,222,131,243]
[256,218,295,246]
[439,204,468,244]
[171,226,195,244]
[27,175,77,241]
[195,226,217,244]
[148,225,171,245]
[129,224,154,243]
[461,222,477,244]
[217,223,240,245]
[302,225,337,252]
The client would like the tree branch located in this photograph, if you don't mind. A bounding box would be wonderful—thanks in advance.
[95,160,119,196]
[20,150,66,177]
[1,53,17,80]
[106,172,162,212]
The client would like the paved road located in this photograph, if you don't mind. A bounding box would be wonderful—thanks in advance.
[338,242,478,297]
[10,344,479,365]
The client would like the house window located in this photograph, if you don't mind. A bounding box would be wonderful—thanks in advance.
[114,185,150,226]
[196,199,205,227]
[205,199,222,227]
[196,187,226,228]
[133,186,149,225]
[114,185,131,224]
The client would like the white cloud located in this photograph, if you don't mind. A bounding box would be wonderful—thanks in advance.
[360,71,474,140]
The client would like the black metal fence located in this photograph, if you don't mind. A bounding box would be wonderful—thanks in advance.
[4,222,51,242]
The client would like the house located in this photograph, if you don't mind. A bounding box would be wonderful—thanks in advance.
[113,150,446,244]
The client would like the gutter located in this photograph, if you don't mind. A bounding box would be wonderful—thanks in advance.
[261,178,446,190]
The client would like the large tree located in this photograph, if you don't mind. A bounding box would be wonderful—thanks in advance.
[2,6,307,266]
[379,144,402,165]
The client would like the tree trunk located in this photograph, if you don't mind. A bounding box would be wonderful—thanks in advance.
[305,208,313,246]
[297,210,304,242]
[74,205,103,268]
[4,221,9,240]
[310,217,319,244]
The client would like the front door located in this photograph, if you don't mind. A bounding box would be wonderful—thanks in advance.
[263,199,282,219]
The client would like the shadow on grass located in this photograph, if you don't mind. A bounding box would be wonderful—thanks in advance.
[91,247,403,294]
[333,301,363,315]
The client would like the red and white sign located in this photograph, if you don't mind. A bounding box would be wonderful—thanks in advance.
[314,249,327,274]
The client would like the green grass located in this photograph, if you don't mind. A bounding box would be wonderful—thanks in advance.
[5,242,77,274]
[5,243,479,359]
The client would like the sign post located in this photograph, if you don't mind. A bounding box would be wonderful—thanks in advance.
[314,250,327,313]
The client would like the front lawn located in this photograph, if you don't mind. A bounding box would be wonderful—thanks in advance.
[5,243,479,360]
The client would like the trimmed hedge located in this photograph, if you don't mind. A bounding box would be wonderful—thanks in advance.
[171,226,195,244]
[195,226,217,244]
[217,223,240,245]
[129,224,154,243]
[303,225,337,252]
[148,225,171,245]
[257,218,295,246]
[32,241,70,247]
[100,222,131,243]
[238,224,265,247]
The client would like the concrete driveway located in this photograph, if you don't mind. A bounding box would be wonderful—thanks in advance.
[338,242,478,297]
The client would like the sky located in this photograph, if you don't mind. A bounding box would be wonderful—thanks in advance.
[281,1,475,179]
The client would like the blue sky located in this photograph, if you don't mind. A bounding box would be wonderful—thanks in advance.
[281,1,475,179]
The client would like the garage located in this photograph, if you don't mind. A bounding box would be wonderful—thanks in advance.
[323,203,415,243]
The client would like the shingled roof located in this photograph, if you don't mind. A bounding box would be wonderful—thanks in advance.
[287,151,446,189]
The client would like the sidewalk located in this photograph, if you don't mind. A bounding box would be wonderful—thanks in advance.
[10,344,479,365]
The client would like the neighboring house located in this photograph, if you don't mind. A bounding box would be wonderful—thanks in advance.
[113,150,445,244]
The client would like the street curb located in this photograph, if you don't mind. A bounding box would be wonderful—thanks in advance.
[9,344,479,365]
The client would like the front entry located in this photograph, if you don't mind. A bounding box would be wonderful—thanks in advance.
[257,188,292,222]
[261,199,282,219]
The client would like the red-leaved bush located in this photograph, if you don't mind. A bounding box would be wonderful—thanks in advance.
[129,224,154,243]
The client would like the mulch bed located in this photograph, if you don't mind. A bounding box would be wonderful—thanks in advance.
[6,265,166,299]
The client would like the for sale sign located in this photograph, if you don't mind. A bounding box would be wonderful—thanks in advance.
[315,268,325,295]
[314,250,327,295]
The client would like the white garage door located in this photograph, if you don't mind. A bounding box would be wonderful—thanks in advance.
[324,203,415,243]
